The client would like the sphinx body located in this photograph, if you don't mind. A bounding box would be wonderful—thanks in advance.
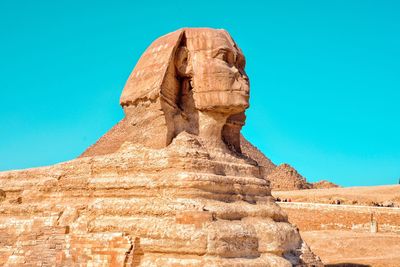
[0,28,321,266]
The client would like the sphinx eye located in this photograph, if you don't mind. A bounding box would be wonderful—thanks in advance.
[215,49,235,65]
[237,57,245,69]
[235,53,245,69]
[215,50,227,61]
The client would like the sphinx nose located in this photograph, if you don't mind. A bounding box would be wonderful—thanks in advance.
[233,66,249,84]
[239,70,249,82]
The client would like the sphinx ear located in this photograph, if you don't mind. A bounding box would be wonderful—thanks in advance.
[175,47,191,77]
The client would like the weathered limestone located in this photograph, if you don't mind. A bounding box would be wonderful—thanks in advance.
[268,164,312,191]
[0,28,322,266]
[311,180,339,189]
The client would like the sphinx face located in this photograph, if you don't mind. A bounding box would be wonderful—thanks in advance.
[186,30,250,114]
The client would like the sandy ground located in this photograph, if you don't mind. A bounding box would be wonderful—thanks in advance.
[273,185,400,266]
[273,185,400,206]
[301,230,400,267]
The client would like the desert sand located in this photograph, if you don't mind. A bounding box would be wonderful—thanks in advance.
[302,230,400,267]
[274,185,400,207]
[274,185,400,266]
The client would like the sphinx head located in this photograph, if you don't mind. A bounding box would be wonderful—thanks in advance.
[175,28,249,114]
[119,28,249,151]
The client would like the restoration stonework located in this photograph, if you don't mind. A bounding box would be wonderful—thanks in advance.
[0,28,322,266]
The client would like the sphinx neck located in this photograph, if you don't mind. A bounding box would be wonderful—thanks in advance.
[197,111,229,149]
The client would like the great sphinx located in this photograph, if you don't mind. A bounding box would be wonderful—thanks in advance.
[0,28,321,266]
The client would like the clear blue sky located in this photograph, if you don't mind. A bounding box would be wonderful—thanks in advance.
[0,1,399,186]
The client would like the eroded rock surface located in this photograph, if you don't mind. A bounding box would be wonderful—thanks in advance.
[240,134,277,176]
[311,180,339,189]
[268,164,312,191]
[0,28,321,266]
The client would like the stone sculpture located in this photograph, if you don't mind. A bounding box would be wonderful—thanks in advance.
[0,28,322,266]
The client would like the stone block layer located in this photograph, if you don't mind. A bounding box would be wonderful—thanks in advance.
[0,134,321,266]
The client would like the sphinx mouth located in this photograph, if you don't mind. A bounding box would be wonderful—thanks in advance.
[224,89,250,98]
[233,90,250,97]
